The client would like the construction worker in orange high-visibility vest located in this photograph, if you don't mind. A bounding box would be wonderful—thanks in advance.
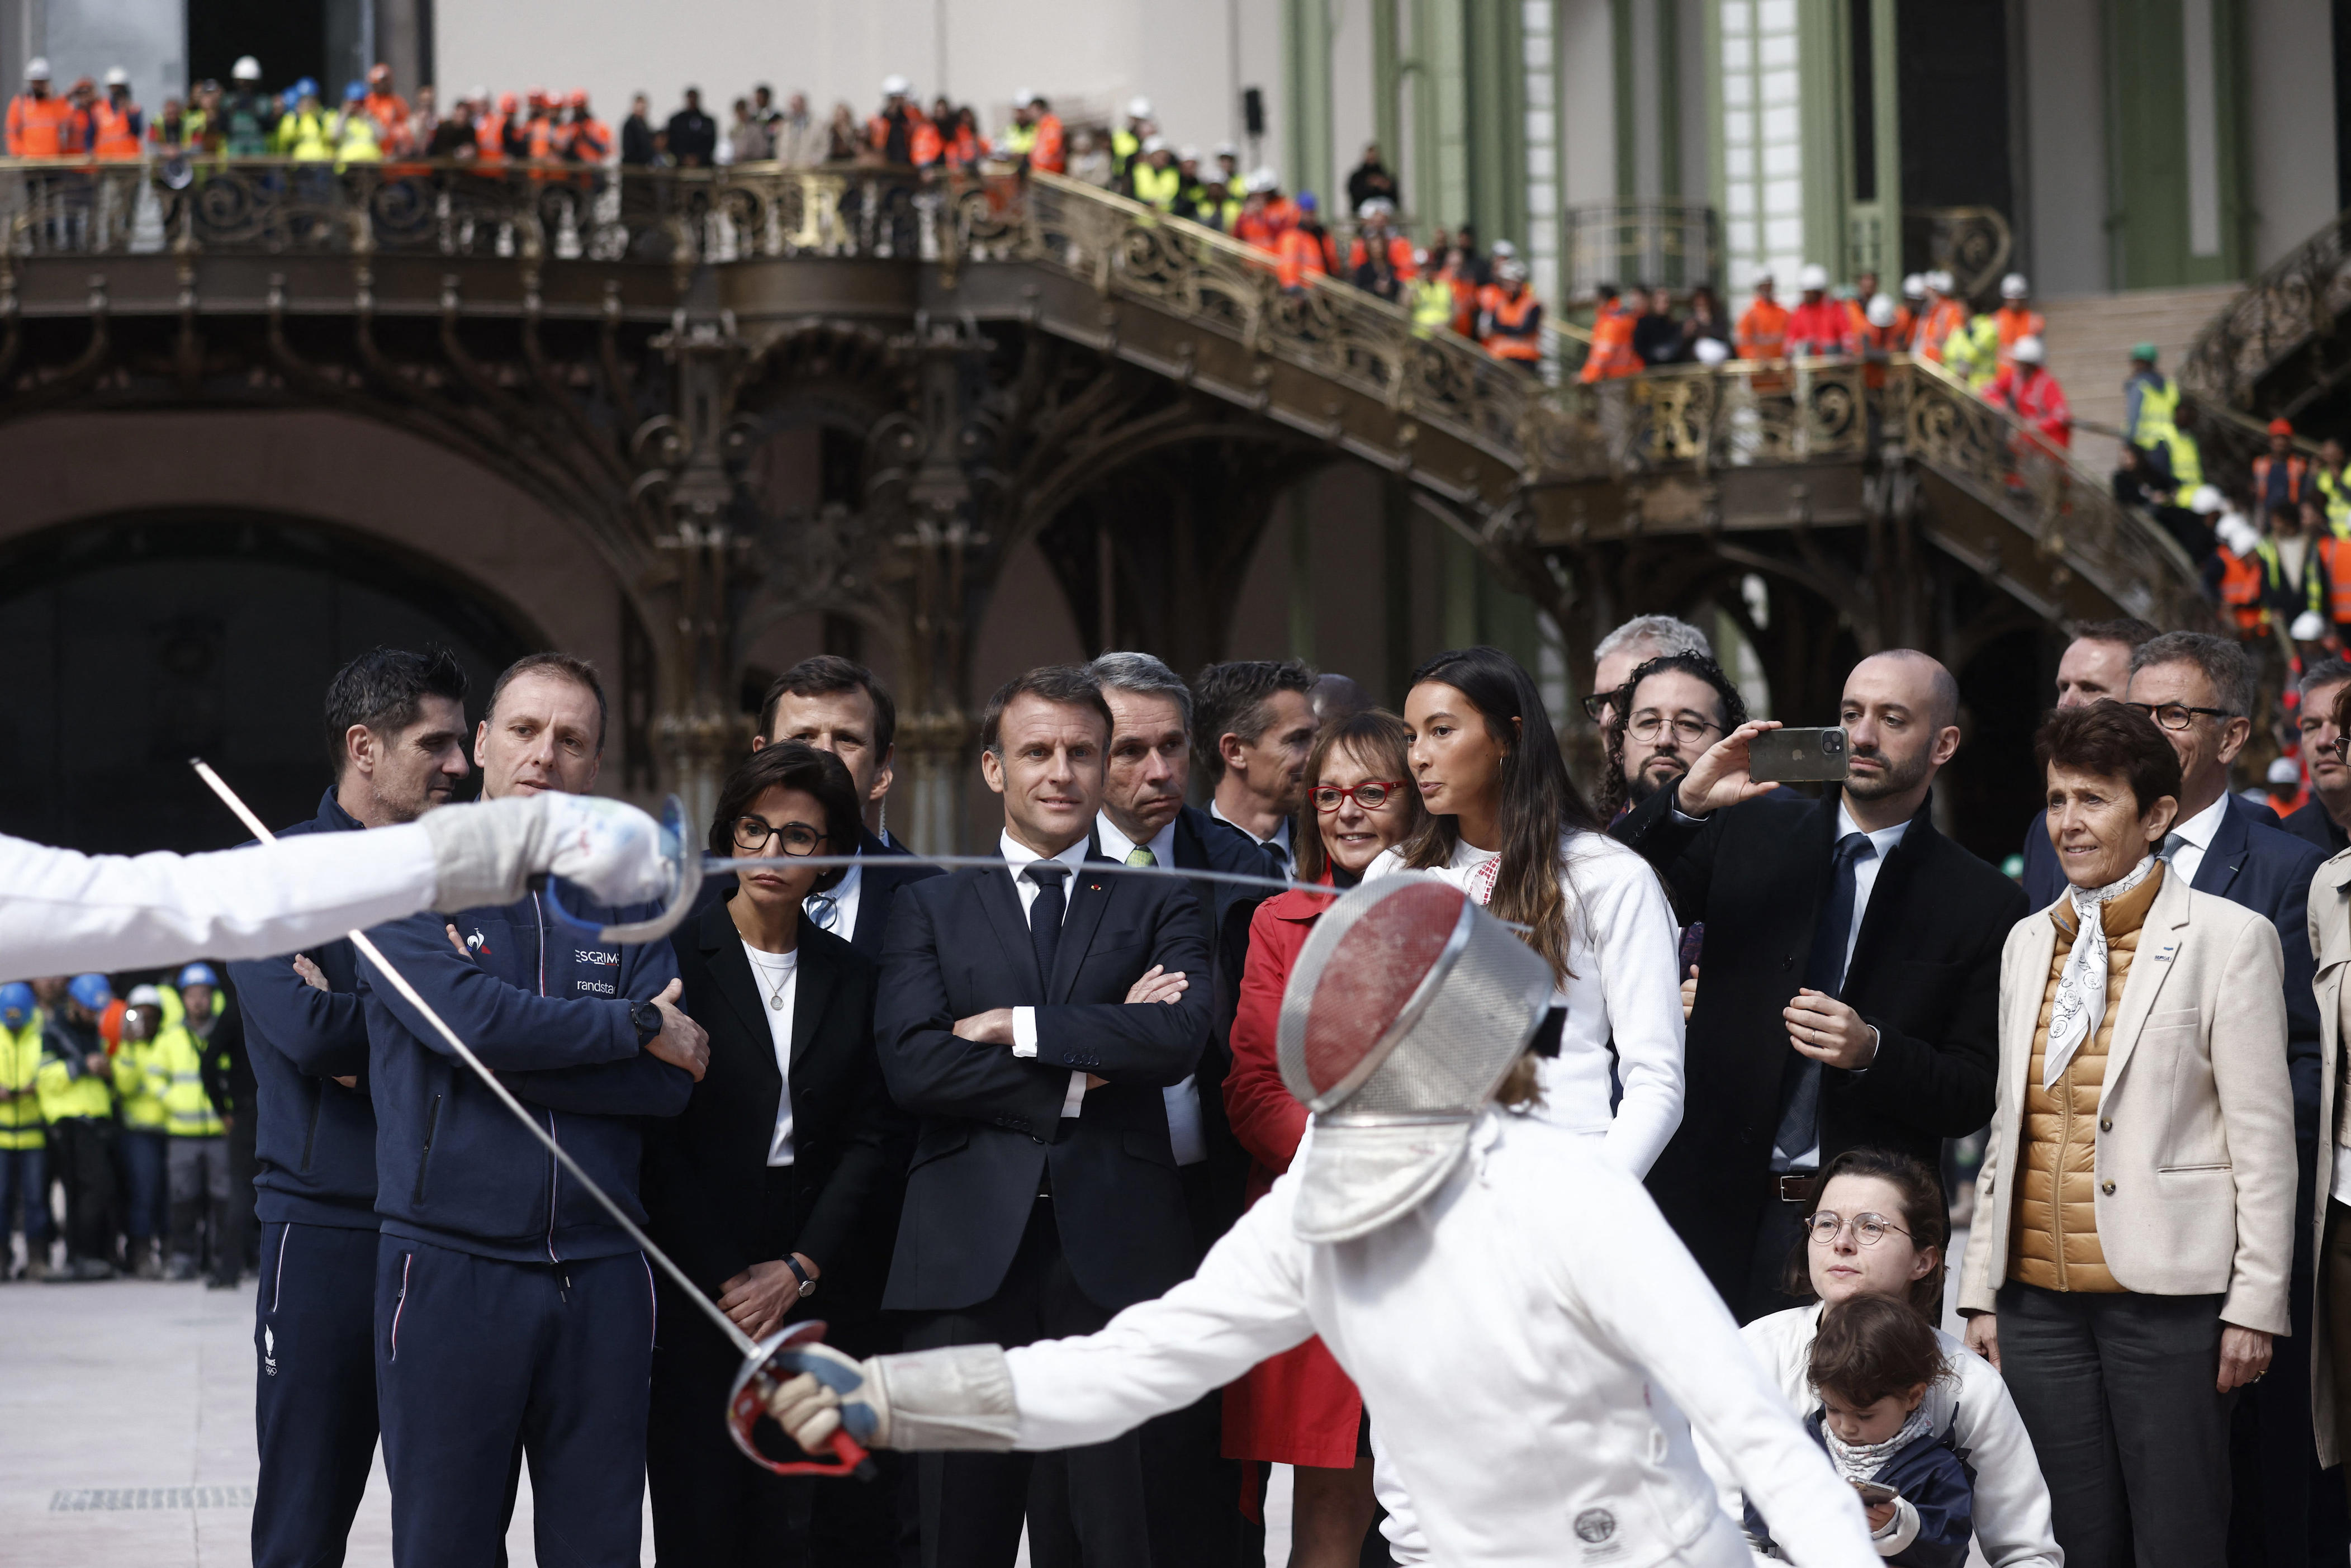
[1482,260,1545,373]
[1736,269,1789,360]
[1579,285,1641,382]
[1276,192,1336,289]
[1992,273,2044,373]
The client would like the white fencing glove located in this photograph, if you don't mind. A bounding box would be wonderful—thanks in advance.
[764,1342,1019,1454]
[419,794,671,913]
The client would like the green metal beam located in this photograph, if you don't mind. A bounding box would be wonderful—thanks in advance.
[1797,0,1851,278]
[1286,0,1335,203]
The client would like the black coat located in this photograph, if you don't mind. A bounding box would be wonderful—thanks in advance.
[642,901,912,1324]
[875,848,1212,1316]
[1172,805,1277,1241]
[1613,787,2026,1304]
[843,826,945,961]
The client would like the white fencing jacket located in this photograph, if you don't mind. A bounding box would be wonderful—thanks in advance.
[1003,1113,1878,1568]
[1703,1303,2061,1568]
[1,828,439,979]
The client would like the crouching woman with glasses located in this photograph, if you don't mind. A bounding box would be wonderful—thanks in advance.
[1703,1148,2061,1566]
[1959,700,2294,1568]
[643,741,913,1566]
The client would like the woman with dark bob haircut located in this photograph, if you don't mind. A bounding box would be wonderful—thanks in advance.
[1960,700,2295,1567]
[641,741,913,1564]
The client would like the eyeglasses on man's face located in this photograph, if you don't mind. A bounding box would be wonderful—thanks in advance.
[2124,700,2233,732]
[1310,780,1408,813]
[1626,711,1722,746]
[1581,685,1628,723]
[732,816,825,856]
[1804,1210,1911,1248]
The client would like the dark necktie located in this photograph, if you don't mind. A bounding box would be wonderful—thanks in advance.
[1262,836,1290,880]
[1025,863,1068,990]
[1775,832,1874,1167]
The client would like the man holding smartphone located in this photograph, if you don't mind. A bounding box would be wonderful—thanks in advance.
[1611,650,2026,1321]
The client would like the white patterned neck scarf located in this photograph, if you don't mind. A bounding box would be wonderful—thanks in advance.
[1821,1404,1933,1485]
[2043,854,2159,1090]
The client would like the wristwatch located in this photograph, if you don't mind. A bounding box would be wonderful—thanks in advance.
[784,1254,817,1299]
[629,999,663,1044]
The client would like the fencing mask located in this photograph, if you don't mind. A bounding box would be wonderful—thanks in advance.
[1277,874,1555,1243]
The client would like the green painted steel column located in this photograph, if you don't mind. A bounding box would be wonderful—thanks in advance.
[1416,0,1471,229]
[2102,0,2247,287]
[1464,0,1527,246]
[1373,0,1402,204]
[1286,0,1335,203]
[1796,0,1850,278]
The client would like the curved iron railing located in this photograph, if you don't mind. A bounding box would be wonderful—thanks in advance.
[0,156,2208,624]
[2179,209,2351,407]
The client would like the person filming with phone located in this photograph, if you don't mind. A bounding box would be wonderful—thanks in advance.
[1612,650,2026,1322]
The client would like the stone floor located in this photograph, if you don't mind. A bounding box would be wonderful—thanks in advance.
[0,1271,1296,1566]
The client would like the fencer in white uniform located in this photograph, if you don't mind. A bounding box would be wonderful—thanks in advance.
[759,875,1879,1568]
[1,792,670,979]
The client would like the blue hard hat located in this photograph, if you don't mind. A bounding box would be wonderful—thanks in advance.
[344,80,365,102]
[1296,191,1318,212]
[0,982,33,1029]
[280,87,298,109]
[68,973,113,1012]
[177,963,219,989]
[295,76,318,97]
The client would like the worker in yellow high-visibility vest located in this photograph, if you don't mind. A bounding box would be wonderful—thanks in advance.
[150,963,236,1285]
[0,982,50,1279]
[36,974,120,1279]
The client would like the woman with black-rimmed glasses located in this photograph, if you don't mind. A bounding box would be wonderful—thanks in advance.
[642,740,912,1566]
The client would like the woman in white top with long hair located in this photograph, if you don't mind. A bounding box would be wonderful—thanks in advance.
[1368,645,1685,1176]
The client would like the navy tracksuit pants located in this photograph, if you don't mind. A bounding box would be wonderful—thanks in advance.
[254,1220,380,1568]
[376,1235,655,1568]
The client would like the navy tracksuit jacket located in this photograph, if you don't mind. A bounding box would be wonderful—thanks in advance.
[227,790,386,1568]
[359,877,690,1568]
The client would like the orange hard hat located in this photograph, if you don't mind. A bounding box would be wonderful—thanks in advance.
[368,62,391,84]
[498,91,518,113]
[2270,418,2296,438]
[567,88,587,107]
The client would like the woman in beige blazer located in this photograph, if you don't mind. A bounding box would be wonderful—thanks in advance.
[1959,700,2296,1568]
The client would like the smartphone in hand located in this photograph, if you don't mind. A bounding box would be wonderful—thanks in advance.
[1748,727,1850,784]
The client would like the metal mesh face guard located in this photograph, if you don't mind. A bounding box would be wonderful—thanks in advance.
[1276,874,1556,1242]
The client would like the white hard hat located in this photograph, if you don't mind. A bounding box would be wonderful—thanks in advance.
[1798,263,1829,291]
[1358,197,1395,219]
[103,67,128,87]
[1215,140,1237,158]
[1011,85,1037,107]
[1250,165,1279,191]
[2189,484,2225,515]
[468,83,489,102]
[1866,293,1898,328]
[880,74,910,97]
[2011,334,2045,366]
[1178,144,1198,161]
[2001,272,2029,299]
[126,984,164,1007]
[1492,238,1517,258]
[2271,756,2307,786]
[2220,517,2263,557]
[1751,265,1775,286]
[1927,268,1954,294]
[1127,96,1152,119]
[2293,610,2330,644]
[1142,134,1167,154]
[1496,259,1528,283]
[1411,248,1429,267]
[232,55,261,82]
[1694,337,1732,366]
[24,56,49,80]
[1901,272,1926,300]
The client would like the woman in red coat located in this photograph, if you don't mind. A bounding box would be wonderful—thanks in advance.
[1222,707,1425,1566]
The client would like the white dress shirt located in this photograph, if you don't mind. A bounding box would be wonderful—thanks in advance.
[1093,811,1206,1166]
[2160,790,2231,889]
[741,941,799,1165]
[808,854,862,942]
[1211,799,1294,879]
[1001,830,1092,1119]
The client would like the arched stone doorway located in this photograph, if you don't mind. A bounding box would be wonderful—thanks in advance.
[0,511,544,853]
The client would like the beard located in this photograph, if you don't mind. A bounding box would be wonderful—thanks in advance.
[1625,750,1689,805]
[1842,740,1932,802]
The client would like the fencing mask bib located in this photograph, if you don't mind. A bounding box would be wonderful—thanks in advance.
[1276,873,1554,1243]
